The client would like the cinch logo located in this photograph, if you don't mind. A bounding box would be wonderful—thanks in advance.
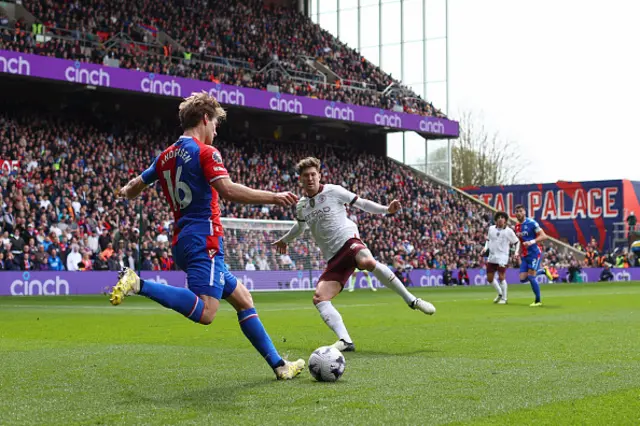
[374,110,402,128]
[149,275,169,286]
[269,93,303,114]
[288,275,318,290]
[141,73,181,96]
[0,54,30,75]
[419,119,445,134]
[209,84,245,105]
[65,61,110,86]
[10,272,69,296]
[613,271,631,281]
[237,275,255,291]
[419,271,443,287]
[324,102,355,121]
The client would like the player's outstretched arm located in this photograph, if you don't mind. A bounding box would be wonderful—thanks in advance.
[272,221,307,254]
[352,198,401,215]
[535,229,549,243]
[116,176,148,200]
[212,178,298,206]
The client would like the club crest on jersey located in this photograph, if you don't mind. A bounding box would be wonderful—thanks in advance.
[318,194,326,204]
[212,151,223,164]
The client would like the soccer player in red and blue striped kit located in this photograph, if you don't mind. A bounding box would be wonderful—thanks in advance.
[110,91,305,380]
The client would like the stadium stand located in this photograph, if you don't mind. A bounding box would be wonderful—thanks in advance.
[0,1,598,276]
[1,0,445,117]
[0,91,582,274]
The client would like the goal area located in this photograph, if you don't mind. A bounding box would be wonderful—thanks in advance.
[219,218,325,292]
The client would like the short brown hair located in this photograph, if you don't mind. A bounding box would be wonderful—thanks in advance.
[296,157,321,174]
[178,91,226,130]
[515,204,526,211]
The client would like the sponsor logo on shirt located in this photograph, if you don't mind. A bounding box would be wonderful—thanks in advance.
[304,207,331,223]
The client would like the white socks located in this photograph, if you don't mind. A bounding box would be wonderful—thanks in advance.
[316,301,352,343]
[491,279,503,297]
[501,280,508,300]
[372,263,416,305]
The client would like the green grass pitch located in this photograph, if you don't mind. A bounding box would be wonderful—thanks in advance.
[1,282,640,425]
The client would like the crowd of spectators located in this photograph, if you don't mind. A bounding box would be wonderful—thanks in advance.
[0,101,585,275]
[1,0,445,117]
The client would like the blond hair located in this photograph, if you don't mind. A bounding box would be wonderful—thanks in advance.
[296,157,321,174]
[178,91,227,130]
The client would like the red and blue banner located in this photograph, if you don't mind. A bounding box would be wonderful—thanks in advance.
[462,180,640,251]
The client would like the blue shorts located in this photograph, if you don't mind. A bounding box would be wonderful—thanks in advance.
[172,235,238,300]
[520,252,542,273]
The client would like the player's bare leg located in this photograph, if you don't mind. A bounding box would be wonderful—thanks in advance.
[356,250,435,315]
[226,283,305,379]
[497,270,508,304]
[314,280,356,352]
[487,269,503,303]
[198,294,221,324]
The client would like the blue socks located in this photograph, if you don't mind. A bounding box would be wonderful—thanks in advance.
[140,281,284,368]
[528,276,541,303]
[238,308,284,369]
[140,280,204,323]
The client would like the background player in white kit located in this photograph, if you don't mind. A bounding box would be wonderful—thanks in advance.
[273,157,435,352]
[482,211,520,304]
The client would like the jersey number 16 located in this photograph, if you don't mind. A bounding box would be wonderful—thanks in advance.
[162,166,193,211]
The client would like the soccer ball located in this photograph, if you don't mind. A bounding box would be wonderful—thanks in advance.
[308,346,346,382]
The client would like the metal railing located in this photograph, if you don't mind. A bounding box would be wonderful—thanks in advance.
[338,78,377,92]
[612,222,640,249]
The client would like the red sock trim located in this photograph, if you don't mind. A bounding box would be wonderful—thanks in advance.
[238,313,258,324]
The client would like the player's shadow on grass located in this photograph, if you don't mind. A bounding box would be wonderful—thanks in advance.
[123,379,270,410]
[506,302,560,309]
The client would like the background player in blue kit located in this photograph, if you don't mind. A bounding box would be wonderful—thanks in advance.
[514,204,549,307]
[109,91,305,380]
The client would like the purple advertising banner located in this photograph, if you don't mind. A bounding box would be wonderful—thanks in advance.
[1,268,638,296]
[0,50,459,137]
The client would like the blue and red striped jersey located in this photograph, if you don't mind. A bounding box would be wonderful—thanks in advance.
[141,136,229,246]
[514,218,542,257]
